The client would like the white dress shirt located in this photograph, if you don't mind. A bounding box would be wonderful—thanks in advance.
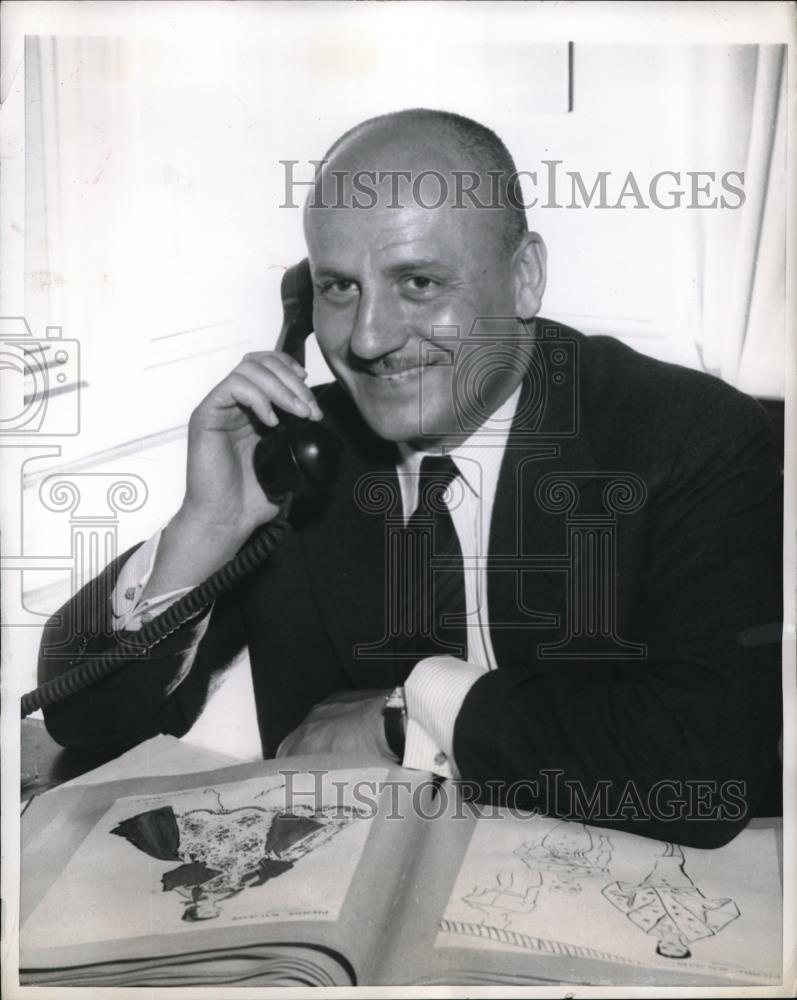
[111,385,522,778]
[396,386,520,777]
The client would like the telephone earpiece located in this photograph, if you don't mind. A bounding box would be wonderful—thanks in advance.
[275,257,314,367]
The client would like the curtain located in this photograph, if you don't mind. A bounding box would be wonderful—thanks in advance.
[684,44,786,398]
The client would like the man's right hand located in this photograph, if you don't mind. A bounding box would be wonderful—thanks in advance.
[142,351,324,597]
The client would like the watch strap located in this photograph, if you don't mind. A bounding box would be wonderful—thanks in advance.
[382,686,407,760]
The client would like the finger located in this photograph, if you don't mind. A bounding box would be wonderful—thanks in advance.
[243,350,307,380]
[260,355,323,418]
[242,352,322,419]
[273,350,309,379]
[237,360,311,418]
[222,370,280,427]
[240,353,313,400]
[237,358,320,420]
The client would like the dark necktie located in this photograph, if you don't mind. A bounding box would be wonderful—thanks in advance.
[393,454,467,678]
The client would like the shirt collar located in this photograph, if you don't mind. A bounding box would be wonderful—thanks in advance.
[395,384,522,505]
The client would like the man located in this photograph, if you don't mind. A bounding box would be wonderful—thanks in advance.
[38,109,782,848]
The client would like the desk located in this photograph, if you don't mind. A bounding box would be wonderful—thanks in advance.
[21,718,128,802]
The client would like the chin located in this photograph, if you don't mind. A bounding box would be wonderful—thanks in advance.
[362,406,455,447]
[361,410,424,444]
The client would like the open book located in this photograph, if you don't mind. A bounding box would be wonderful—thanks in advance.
[20,754,782,988]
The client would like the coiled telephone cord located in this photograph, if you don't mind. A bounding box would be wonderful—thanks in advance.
[20,503,292,718]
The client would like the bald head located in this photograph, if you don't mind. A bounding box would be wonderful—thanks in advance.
[305,108,529,256]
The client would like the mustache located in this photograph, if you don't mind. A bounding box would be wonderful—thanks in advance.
[350,345,453,375]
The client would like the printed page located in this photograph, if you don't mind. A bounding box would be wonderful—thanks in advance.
[375,787,782,987]
[20,754,433,985]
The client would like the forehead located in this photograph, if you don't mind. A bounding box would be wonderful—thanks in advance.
[303,190,505,266]
[303,126,508,264]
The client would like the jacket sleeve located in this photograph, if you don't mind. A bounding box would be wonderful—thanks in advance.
[453,393,782,848]
[38,544,247,751]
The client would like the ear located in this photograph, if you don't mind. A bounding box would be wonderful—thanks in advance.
[512,232,547,320]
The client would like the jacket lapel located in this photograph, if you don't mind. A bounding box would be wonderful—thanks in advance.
[298,389,403,689]
[488,324,600,670]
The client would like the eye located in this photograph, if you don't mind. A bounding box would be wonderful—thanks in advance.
[401,275,440,298]
[319,278,359,302]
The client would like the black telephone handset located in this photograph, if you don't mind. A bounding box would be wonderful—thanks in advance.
[21,259,343,717]
[253,258,342,501]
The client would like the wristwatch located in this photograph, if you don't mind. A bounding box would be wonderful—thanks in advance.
[382,686,407,760]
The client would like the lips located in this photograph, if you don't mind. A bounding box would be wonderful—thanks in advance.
[366,365,425,381]
[362,356,445,381]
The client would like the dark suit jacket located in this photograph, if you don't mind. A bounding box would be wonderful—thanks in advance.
[39,326,783,848]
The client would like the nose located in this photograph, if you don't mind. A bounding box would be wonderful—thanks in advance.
[348,282,410,361]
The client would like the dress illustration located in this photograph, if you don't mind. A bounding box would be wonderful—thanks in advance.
[462,822,613,930]
[111,793,364,922]
[514,821,613,894]
[463,869,543,928]
[601,842,741,959]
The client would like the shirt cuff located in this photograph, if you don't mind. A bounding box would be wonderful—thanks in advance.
[111,528,193,632]
[402,655,486,779]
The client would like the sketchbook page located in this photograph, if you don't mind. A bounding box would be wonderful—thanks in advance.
[20,754,431,984]
[365,778,479,984]
[19,754,285,866]
[21,752,386,916]
[433,816,782,986]
[375,790,782,987]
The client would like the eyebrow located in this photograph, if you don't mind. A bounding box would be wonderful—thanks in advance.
[381,257,449,277]
[310,266,349,282]
[312,258,450,281]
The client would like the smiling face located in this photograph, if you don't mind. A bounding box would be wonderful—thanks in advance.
[303,124,546,448]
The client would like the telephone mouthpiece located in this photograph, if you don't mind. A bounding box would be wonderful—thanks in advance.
[253,413,343,503]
